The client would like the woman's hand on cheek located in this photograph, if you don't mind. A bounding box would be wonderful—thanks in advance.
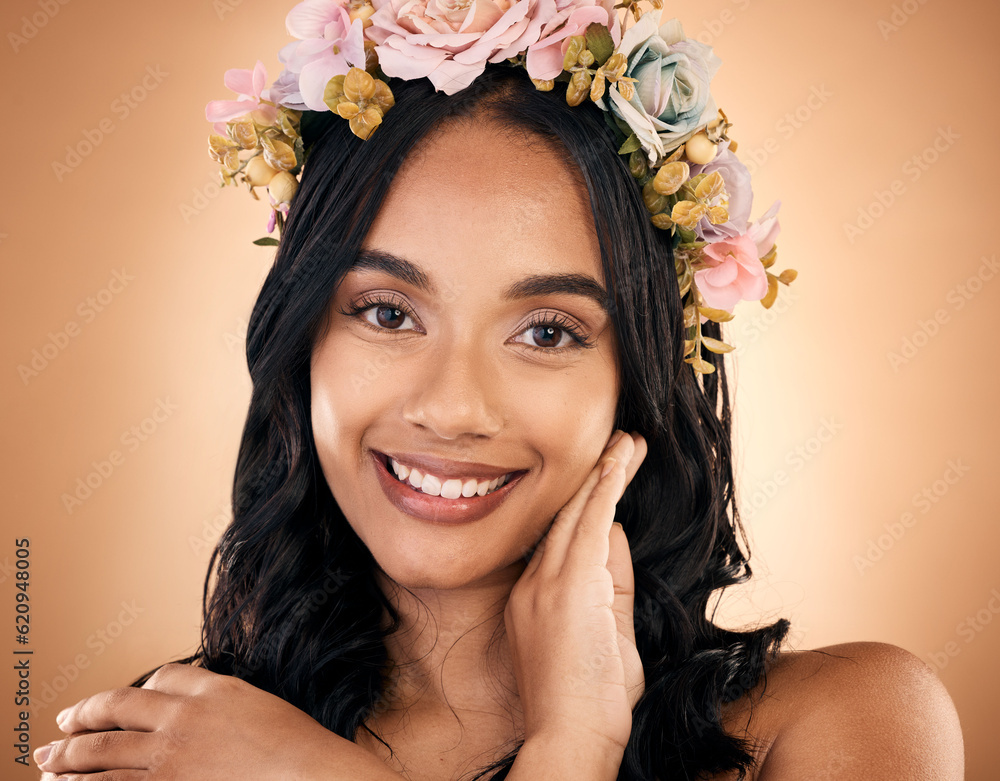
[504,430,648,757]
[33,663,397,780]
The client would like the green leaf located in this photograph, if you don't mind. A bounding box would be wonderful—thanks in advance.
[585,22,615,66]
[253,237,280,246]
[618,132,641,155]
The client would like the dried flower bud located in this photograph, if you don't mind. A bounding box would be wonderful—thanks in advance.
[350,106,383,140]
[642,180,670,215]
[706,205,728,224]
[563,36,585,70]
[277,109,301,140]
[604,53,627,80]
[652,161,690,196]
[344,67,376,103]
[566,69,592,107]
[371,79,395,113]
[617,77,636,102]
[208,134,239,164]
[671,200,707,228]
[579,48,595,67]
[628,149,648,179]
[694,170,725,201]
[590,70,606,102]
[336,101,361,120]
[229,119,258,151]
[531,78,555,91]
[261,136,297,171]
[324,75,348,111]
[651,213,675,230]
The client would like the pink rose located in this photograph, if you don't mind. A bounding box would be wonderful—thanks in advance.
[525,0,620,81]
[694,233,768,312]
[367,0,556,95]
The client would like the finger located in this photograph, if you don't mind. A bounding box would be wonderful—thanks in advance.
[564,433,635,566]
[616,433,648,502]
[521,434,616,576]
[57,687,175,734]
[534,431,634,572]
[606,521,636,647]
[37,730,159,774]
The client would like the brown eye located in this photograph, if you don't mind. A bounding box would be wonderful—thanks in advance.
[531,325,567,349]
[374,306,406,329]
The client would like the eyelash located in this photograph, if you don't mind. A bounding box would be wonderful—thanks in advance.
[337,293,594,353]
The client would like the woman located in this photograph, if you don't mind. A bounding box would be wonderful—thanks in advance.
[35,6,963,780]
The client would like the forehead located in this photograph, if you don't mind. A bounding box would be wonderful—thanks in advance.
[360,120,603,286]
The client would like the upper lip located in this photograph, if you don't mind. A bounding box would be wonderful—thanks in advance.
[376,450,526,481]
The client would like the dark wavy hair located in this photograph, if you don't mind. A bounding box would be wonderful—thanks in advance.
[135,62,791,780]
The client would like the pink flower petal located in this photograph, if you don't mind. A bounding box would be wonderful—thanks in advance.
[736,269,768,301]
[694,271,741,311]
[298,51,351,111]
[286,0,343,39]
[748,200,781,258]
[251,60,268,96]
[375,41,449,80]
[701,259,738,287]
[458,0,504,34]
[223,67,255,97]
[206,98,257,123]
[427,57,488,94]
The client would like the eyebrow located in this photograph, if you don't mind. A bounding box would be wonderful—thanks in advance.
[350,248,613,313]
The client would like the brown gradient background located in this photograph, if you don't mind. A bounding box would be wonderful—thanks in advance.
[2,0,997,776]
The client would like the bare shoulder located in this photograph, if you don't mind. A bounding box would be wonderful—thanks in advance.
[712,641,965,780]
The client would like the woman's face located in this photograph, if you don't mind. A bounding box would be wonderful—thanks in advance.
[310,120,620,590]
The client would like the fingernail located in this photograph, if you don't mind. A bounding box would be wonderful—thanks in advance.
[600,458,617,478]
[56,707,70,727]
[34,742,53,766]
[606,430,624,449]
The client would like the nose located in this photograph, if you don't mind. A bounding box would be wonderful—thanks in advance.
[400,335,503,440]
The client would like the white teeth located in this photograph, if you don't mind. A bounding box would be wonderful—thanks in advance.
[420,473,442,496]
[389,456,513,498]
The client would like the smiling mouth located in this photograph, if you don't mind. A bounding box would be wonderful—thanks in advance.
[377,451,524,499]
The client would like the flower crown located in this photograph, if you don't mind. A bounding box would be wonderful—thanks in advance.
[205,0,796,375]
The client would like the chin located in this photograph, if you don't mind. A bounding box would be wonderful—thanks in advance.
[375,555,484,592]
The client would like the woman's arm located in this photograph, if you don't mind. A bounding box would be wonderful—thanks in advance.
[507,730,625,781]
[34,663,408,781]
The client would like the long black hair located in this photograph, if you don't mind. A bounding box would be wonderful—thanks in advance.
[136,62,790,780]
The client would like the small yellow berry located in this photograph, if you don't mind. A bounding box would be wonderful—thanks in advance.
[244,156,279,188]
[268,171,299,205]
[684,131,718,165]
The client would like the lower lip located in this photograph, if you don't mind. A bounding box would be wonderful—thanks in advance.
[372,451,526,525]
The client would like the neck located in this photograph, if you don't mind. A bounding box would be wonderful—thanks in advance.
[373,563,525,722]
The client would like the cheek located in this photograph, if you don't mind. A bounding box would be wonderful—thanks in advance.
[309,338,377,489]
[517,374,618,524]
